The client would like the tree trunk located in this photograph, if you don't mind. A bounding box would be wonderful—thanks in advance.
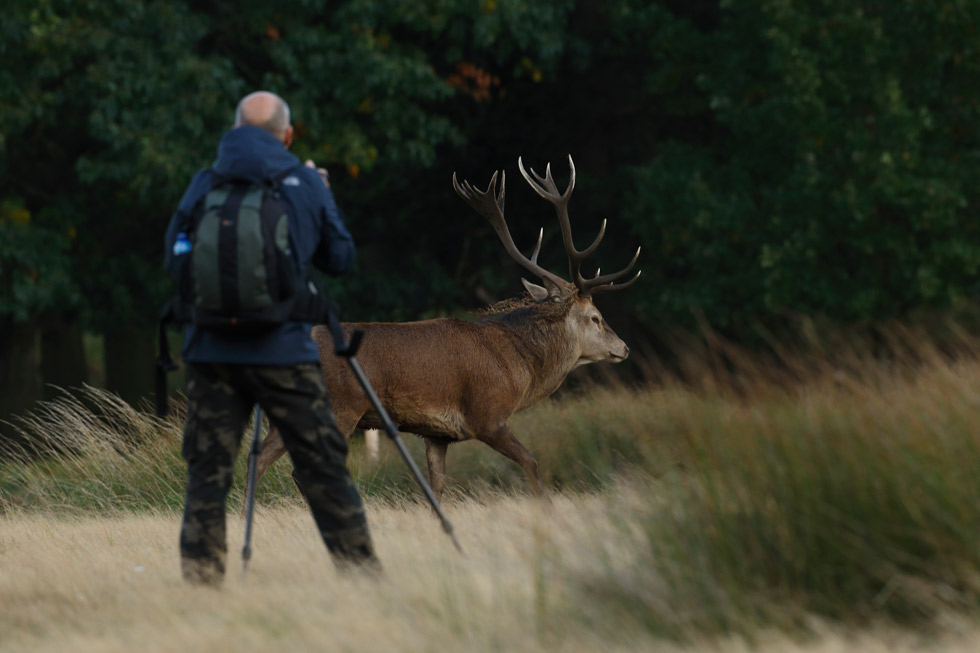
[40,314,88,400]
[0,317,42,457]
[104,324,156,408]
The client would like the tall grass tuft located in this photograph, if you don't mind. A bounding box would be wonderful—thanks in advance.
[574,326,980,638]
[0,387,300,513]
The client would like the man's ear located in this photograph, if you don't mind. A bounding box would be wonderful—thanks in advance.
[282,125,294,148]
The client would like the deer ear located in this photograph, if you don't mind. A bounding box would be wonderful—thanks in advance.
[521,278,551,302]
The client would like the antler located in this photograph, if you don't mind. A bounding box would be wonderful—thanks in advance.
[452,169,568,290]
[518,155,641,296]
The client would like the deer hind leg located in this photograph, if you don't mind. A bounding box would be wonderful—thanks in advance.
[242,424,288,514]
[241,407,365,514]
[284,407,367,506]
[363,429,381,460]
[481,424,548,499]
[424,438,450,504]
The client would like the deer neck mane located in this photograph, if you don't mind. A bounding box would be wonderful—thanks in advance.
[480,296,579,398]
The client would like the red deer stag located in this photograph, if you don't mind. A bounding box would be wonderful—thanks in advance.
[248,156,640,501]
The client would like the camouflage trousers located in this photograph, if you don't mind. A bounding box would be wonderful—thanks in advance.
[179,362,378,585]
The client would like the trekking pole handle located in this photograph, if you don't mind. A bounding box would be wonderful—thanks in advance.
[340,329,363,358]
[326,305,362,358]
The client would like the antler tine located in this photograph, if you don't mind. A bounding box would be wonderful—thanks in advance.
[579,219,607,259]
[452,170,498,204]
[520,154,609,293]
[582,246,642,292]
[518,157,561,202]
[530,228,544,265]
[453,169,566,289]
[589,269,642,295]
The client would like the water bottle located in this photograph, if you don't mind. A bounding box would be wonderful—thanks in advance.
[173,232,192,255]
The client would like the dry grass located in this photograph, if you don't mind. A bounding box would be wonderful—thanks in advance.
[4,324,980,649]
[2,490,977,653]
[0,489,644,652]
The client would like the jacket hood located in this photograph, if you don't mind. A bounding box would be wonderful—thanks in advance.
[211,126,300,183]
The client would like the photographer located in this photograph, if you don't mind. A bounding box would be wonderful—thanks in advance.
[164,91,378,585]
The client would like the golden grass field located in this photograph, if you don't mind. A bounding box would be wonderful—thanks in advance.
[2,490,978,652]
[4,323,980,651]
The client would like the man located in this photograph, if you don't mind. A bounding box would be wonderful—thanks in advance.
[164,91,378,585]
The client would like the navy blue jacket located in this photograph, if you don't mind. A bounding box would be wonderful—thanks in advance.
[164,126,355,364]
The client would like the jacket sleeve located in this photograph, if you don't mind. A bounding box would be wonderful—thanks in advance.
[309,174,356,277]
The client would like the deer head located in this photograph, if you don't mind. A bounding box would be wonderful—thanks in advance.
[453,156,640,364]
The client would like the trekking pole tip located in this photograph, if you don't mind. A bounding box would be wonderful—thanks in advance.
[443,523,464,554]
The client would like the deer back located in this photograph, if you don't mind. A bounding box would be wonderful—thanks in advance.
[312,318,540,438]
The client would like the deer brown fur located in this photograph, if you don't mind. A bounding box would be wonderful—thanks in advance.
[247,156,640,502]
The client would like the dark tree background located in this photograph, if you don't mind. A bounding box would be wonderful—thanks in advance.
[3,0,980,442]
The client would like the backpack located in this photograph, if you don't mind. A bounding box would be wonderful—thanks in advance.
[155,170,336,416]
[173,172,301,333]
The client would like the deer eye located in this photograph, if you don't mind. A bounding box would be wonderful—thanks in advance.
[591,316,601,325]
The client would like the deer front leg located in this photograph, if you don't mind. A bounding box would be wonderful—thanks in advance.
[424,438,450,504]
[481,424,548,499]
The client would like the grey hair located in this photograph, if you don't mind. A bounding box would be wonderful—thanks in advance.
[234,91,291,138]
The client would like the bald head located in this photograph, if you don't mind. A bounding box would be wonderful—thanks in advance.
[234,91,293,145]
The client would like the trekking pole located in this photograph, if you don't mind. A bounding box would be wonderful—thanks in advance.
[242,403,263,573]
[325,309,464,554]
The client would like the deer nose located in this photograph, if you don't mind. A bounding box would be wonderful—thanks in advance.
[613,344,630,361]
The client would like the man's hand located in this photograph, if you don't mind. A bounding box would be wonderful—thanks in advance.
[305,159,330,188]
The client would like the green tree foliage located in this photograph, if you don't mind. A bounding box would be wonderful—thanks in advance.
[1,0,241,328]
[619,1,980,330]
[3,0,980,407]
[0,0,579,326]
[192,0,581,318]
[0,203,76,320]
